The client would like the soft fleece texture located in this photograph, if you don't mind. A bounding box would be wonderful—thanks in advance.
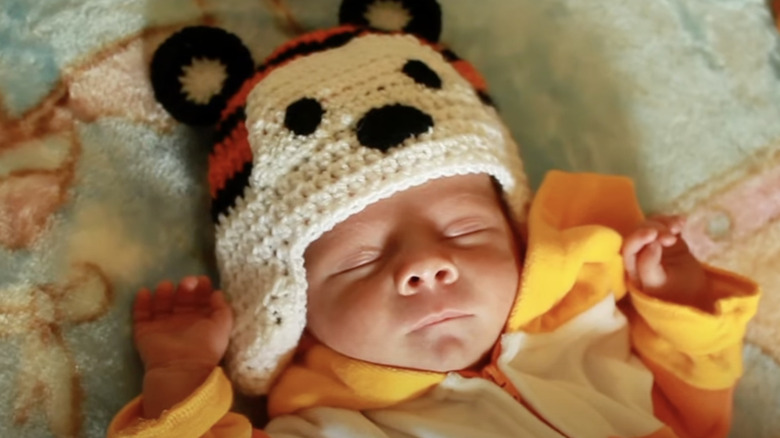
[1,1,779,437]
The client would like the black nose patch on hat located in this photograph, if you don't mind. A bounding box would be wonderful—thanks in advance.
[356,104,434,152]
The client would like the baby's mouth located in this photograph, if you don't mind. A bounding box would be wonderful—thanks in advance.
[410,310,472,332]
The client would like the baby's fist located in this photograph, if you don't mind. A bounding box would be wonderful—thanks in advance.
[621,216,708,308]
[133,276,233,371]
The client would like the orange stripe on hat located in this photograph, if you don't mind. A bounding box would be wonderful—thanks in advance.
[450,59,488,93]
[209,122,251,199]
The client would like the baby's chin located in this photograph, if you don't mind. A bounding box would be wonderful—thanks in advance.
[354,337,496,373]
[410,353,491,373]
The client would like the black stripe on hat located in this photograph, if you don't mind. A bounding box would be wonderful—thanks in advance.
[477,90,496,108]
[214,106,246,146]
[441,49,460,62]
[264,30,360,70]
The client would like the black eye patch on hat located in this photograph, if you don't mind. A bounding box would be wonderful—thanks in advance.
[285,98,324,136]
[402,59,441,89]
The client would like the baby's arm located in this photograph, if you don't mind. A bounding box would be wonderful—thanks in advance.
[109,277,270,437]
[132,276,233,418]
[621,216,759,438]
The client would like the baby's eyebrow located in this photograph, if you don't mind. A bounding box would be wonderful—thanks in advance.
[313,220,378,251]
[431,192,498,211]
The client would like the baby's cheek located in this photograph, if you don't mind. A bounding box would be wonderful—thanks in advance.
[339,293,386,333]
[308,291,374,343]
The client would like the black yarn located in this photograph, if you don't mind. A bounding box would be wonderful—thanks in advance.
[285,98,324,136]
[477,90,496,108]
[262,31,358,71]
[211,161,253,223]
[356,104,434,152]
[214,107,246,145]
[402,60,442,89]
[150,26,253,126]
[339,0,442,43]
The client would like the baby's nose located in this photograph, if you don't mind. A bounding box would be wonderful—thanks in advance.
[398,257,459,296]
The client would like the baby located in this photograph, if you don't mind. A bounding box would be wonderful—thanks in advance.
[108,1,760,437]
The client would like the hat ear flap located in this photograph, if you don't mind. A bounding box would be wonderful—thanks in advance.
[339,0,442,43]
[150,26,254,126]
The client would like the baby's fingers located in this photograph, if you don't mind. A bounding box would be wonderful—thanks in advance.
[650,215,686,234]
[193,276,214,307]
[636,241,666,289]
[209,291,234,331]
[172,276,200,312]
[152,281,175,315]
[133,288,153,322]
[622,227,658,281]
[646,215,686,246]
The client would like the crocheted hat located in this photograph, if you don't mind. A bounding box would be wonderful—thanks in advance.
[150,0,530,395]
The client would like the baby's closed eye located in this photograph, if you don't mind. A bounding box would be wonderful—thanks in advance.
[443,218,496,243]
[333,249,383,275]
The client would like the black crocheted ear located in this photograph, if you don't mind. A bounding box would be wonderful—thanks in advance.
[150,26,254,126]
[339,0,442,43]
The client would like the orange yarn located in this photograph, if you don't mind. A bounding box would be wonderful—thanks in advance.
[209,123,251,198]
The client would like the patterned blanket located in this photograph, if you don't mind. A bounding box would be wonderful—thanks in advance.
[1,1,779,437]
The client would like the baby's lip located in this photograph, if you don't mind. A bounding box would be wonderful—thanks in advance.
[410,310,472,332]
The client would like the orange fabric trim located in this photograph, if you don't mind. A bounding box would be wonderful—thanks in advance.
[457,342,523,402]
[625,266,759,390]
[107,368,235,438]
[457,343,569,437]
[644,355,733,438]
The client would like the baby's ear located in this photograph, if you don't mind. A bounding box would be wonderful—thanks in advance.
[150,26,254,126]
[339,0,442,43]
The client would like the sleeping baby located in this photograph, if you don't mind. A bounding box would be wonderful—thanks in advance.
[108,1,760,436]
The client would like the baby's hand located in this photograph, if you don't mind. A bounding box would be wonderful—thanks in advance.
[621,216,709,309]
[133,276,233,372]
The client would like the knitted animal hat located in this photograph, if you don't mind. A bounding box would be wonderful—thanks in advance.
[150,0,530,395]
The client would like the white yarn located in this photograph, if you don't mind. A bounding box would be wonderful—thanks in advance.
[179,57,227,104]
[364,0,412,32]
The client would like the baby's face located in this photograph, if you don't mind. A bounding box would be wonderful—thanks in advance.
[304,174,521,372]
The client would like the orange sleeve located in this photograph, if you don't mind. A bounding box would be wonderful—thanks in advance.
[624,265,760,438]
[107,367,271,438]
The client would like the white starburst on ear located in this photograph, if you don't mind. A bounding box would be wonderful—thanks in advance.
[178,57,228,104]
[364,0,411,32]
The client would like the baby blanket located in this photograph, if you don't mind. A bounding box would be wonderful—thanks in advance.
[1,0,779,437]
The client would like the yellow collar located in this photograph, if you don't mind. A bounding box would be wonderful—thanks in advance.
[268,336,446,417]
